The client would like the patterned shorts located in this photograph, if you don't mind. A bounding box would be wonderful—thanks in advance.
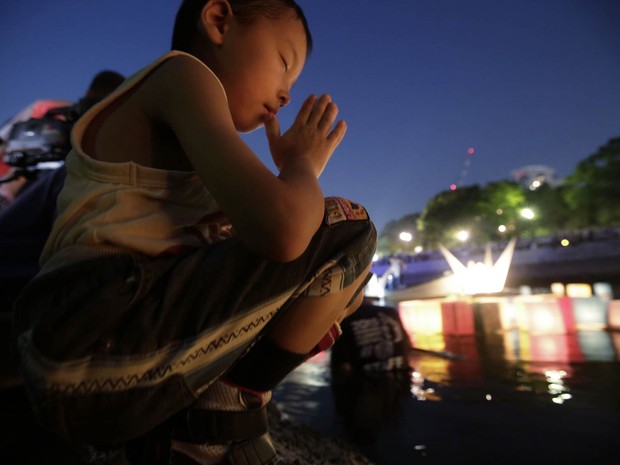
[14,197,377,444]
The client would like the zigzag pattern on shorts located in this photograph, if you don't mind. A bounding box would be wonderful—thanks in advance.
[30,309,278,396]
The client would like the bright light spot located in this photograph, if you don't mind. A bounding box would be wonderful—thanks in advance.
[456,230,469,242]
[467,147,475,155]
[364,273,385,299]
[411,371,424,384]
[414,245,423,253]
[485,394,492,401]
[372,253,380,262]
[531,308,558,332]
[566,283,592,298]
[438,238,516,295]
[496,208,503,215]
[399,231,413,242]
[498,224,506,232]
[544,370,571,404]
[545,370,567,382]
[410,370,435,401]
[530,180,541,190]
[548,383,566,394]
[561,239,570,247]
[550,282,565,296]
[450,183,457,191]
[520,208,535,220]
[463,261,504,293]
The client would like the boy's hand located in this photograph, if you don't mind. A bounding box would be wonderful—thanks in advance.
[264,94,347,178]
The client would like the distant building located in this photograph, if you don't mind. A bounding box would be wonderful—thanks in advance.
[511,164,562,190]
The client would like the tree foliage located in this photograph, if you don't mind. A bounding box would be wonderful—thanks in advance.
[475,181,526,241]
[562,137,620,228]
[418,185,482,248]
[377,135,620,255]
[378,214,421,255]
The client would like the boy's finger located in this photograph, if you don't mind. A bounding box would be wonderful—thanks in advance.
[308,94,332,126]
[264,113,281,143]
[327,120,347,146]
[295,94,317,125]
[318,102,339,131]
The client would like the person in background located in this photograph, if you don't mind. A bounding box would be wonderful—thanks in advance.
[386,255,405,290]
[0,69,125,464]
[0,70,126,312]
[13,1,376,464]
[330,293,413,443]
[0,99,72,180]
[0,72,125,210]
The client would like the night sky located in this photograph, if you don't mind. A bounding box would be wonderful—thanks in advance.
[1,0,619,233]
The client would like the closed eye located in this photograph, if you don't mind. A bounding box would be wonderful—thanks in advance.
[281,55,288,71]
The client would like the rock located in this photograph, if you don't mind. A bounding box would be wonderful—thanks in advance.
[268,402,375,465]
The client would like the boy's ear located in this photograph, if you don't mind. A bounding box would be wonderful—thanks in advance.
[200,0,233,45]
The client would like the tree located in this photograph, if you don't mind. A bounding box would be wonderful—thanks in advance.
[377,135,620,252]
[524,183,570,236]
[377,213,421,255]
[418,185,482,248]
[562,137,620,228]
[476,180,527,241]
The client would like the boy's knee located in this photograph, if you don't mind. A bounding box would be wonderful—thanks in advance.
[324,197,371,226]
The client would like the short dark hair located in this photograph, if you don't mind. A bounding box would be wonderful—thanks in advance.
[171,0,312,56]
[87,70,126,99]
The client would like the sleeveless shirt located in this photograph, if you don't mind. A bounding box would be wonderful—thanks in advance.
[40,51,233,273]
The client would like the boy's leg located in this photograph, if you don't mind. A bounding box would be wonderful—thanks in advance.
[265,262,371,354]
[16,197,376,462]
[165,196,375,464]
[169,264,372,465]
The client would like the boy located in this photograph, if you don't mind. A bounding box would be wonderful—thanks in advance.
[14,1,376,463]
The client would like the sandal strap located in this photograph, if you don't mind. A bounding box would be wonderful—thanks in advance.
[172,406,269,444]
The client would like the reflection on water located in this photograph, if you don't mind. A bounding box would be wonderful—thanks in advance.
[273,297,620,464]
[408,331,620,411]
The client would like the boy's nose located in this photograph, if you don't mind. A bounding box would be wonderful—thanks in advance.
[279,91,290,108]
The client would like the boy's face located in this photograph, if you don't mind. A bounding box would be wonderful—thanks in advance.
[215,12,308,133]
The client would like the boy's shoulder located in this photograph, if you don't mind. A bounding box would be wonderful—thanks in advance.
[122,51,211,87]
[143,51,226,97]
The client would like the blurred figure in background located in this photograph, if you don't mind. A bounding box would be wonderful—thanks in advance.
[0,69,125,464]
[386,255,405,290]
[330,291,413,444]
[0,70,125,313]
[0,70,125,400]
[0,71,125,209]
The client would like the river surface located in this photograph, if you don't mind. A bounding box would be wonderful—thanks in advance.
[273,327,620,464]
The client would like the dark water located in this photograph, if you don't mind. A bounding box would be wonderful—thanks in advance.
[273,328,620,464]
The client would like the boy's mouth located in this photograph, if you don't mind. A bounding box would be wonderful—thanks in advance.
[264,105,278,117]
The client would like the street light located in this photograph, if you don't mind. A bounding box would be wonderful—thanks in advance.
[456,230,470,242]
[520,208,535,220]
[520,207,536,240]
[399,231,413,242]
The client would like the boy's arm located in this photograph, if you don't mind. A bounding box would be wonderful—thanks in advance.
[146,56,345,262]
